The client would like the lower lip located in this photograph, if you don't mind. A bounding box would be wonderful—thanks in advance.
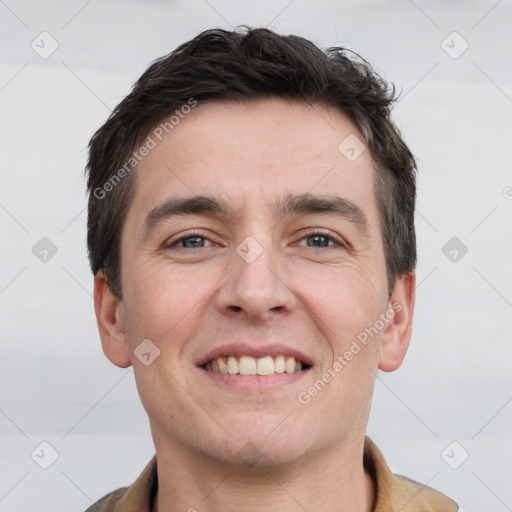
[199,367,310,391]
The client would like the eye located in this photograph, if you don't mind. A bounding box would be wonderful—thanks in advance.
[165,230,215,249]
[165,229,346,250]
[295,230,345,248]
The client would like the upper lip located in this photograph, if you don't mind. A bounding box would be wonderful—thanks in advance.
[196,343,314,368]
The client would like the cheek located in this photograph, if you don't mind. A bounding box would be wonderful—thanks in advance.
[298,266,384,385]
[122,259,219,353]
[304,265,383,332]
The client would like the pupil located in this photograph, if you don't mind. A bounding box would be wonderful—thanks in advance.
[183,236,203,248]
[308,235,328,247]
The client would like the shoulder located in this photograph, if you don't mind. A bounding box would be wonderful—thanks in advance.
[83,455,158,512]
[363,436,459,511]
[392,473,459,511]
[83,487,128,512]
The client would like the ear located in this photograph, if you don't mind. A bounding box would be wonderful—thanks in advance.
[378,271,415,372]
[93,271,132,368]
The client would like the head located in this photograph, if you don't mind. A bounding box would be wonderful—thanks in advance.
[86,27,417,468]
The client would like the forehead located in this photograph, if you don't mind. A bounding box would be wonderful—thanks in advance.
[145,99,364,166]
[124,98,381,235]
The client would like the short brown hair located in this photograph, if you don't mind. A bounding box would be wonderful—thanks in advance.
[85,26,417,299]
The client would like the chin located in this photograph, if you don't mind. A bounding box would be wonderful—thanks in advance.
[196,414,317,470]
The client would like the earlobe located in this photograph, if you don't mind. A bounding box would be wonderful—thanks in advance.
[93,271,132,368]
[377,271,416,372]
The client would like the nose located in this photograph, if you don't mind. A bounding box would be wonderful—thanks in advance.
[215,236,296,322]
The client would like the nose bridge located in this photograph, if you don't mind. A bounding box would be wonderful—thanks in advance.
[236,232,278,288]
[216,227,295,320]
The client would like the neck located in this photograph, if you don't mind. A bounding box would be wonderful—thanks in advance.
[153,434,375,512]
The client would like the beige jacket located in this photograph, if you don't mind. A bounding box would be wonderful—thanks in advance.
[85,436,459,511]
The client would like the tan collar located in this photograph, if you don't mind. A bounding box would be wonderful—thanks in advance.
[96,436,458,511]
[363,436,459,511]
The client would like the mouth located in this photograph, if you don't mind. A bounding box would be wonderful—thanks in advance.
[196,343,313,390]
[201,355,312,375]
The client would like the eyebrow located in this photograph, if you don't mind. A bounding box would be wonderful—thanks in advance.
[140,192,370,242]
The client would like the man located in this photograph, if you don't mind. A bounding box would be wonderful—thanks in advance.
[85,27,459,511]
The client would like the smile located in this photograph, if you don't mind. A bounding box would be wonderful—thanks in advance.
[203,355,311,375]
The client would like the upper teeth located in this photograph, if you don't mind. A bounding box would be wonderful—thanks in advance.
[205,355,304,375]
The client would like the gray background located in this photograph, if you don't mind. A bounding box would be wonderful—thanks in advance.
[0,0,511,510]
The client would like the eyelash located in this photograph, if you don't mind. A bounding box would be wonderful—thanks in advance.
[166,229,346,250]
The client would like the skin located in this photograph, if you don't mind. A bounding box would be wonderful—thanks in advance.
[94,98,415,512]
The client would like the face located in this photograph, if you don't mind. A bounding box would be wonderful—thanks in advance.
[95,98,414,468]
